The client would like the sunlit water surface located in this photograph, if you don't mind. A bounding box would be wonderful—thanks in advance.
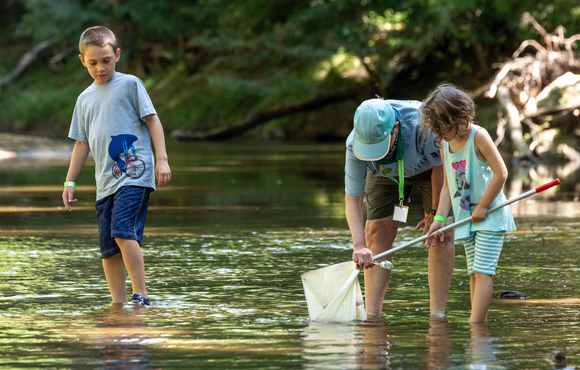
[0,141,579,369]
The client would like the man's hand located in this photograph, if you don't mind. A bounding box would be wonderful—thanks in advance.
[62,187,78,211]
[415,213,435,236]
[353,245,375,269]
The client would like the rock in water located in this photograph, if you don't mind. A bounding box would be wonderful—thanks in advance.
[492,290,527,299]
[549,350,566,364]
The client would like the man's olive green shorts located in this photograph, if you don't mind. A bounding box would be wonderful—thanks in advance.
[365,169,433,220]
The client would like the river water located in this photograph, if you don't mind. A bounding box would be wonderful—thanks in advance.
[0,140,579,369]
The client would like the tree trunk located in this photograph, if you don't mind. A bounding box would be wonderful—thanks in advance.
[496,84,531,158]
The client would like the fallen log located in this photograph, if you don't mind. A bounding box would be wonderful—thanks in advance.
[0,37,59,91]
[171,89,358,141]
[525,99,580,119]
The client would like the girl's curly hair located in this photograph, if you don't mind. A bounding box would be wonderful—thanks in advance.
[420,82,475,148]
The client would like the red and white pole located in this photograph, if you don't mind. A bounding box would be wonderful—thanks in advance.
[373,179,561,261]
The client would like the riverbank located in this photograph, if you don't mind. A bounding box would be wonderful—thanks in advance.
[0,133,73,159]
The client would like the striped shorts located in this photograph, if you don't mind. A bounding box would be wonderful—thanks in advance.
[462,231,505,275]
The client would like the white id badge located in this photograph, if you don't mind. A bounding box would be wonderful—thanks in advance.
[393,205,409,223]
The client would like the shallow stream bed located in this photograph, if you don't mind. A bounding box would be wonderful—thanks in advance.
[0,141,578,369]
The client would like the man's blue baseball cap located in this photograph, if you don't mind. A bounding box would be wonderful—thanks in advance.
[352,99,396,161]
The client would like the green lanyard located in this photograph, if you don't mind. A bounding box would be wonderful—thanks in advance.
[377,158,405,206]
[373,123,405,206]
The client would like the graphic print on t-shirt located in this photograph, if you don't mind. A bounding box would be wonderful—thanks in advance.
[109,134,146,179]
[452,160,471,210]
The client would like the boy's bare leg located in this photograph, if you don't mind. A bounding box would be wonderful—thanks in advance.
[116,238,148,298]
[469,272,492,323]
[428,224,455,316]
[102,253,127,303]
[364,217,398,317]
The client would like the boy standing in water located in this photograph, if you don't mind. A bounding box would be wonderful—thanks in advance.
[62,26,171,305]
[420,83,516,323]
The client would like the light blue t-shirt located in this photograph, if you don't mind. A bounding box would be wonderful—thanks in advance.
[345,100,442,196]
[443,125,516,239]
[69,72,157,200]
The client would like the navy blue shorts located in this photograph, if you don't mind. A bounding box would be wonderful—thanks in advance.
[95,186,151,259]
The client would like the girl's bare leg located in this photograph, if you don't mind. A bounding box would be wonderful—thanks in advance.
[470,272,492,323]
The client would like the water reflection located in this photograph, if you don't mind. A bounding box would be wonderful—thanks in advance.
[355,317,392,369]
[423,316,452,369]
[301,317,456,370]
[1,141,580,368]
[506,161,580,217]
[301,318,393,370]
[466,323,496,369]
[93,304,152,369]
[302,322,361,369]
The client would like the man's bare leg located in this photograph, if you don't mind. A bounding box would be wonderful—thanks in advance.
[364,216,399,317]
[428,219,455,316]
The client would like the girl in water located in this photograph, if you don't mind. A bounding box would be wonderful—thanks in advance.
[420,83,516,323]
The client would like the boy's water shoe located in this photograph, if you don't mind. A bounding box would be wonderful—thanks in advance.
[131,294,151,306]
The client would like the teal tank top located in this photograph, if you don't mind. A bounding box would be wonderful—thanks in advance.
[443,125,516,240]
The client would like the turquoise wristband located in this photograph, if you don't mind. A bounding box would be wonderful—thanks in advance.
[64,181,76,188]
[433,215,446,223]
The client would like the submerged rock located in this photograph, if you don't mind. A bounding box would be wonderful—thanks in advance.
[547,350,566,365]
[492,290,527,300]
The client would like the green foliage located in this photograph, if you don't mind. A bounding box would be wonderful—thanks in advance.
[15,0,99,45]
[2,0,580,136]
[0,58,86,135]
